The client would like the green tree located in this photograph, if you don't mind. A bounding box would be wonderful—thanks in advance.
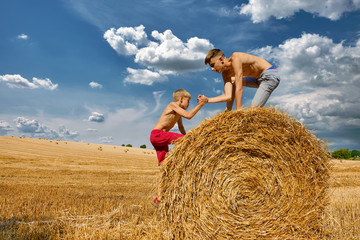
[351,149,360,158]
[332,149,351,159]
[126,144,132,147]
[140,144,146,149]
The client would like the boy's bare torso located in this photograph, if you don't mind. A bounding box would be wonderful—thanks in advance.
[222,52,272,81]
[153,104,180,132]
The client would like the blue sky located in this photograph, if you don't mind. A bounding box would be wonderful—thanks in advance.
[0,0,359,150]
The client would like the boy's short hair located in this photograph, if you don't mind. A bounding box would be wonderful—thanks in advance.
[205,49,224,65]
[173,89,191,101]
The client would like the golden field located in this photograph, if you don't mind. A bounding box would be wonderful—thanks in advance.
[0,136,359,239]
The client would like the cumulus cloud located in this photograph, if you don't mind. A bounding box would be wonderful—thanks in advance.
[134,30,213,72]
[124,68,168,85]
[14,117,47,133]
[13,117,79,140]
[89,81,103,88]
[17,34,28,40]
[104,25,149,55]
[251,33,360,147]
[59,125,79,140]
[104,25,214,85]
[88,112,105,123]
[238,0,360,23]
[0,74,58,90]
[0,121,14,135]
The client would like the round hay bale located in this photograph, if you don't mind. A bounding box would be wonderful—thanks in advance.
[159,107,330,239]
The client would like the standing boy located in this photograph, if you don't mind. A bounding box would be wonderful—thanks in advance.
[150,89,206,207]
[198,49,280,110]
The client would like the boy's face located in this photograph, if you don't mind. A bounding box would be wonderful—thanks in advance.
[209,57,224,73]
[180,97,190,110]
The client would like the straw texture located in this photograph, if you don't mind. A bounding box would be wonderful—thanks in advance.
[159,107,330,239]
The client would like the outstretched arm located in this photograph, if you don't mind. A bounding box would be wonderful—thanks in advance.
[197,81,233,105]
[170,101,206,120]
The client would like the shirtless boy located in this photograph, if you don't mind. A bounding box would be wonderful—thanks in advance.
[150,89,205,207]
[198,49,280,110]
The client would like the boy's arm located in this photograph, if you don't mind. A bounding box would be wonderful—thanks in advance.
[169,101,205,120]
[177,117,186,135]
[232,55,244,109]
[200,80,233,104]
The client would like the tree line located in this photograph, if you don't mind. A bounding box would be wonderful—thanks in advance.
[121,144,147,149]
[332,149,360,160]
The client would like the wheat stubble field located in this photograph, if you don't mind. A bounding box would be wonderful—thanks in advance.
[0,136,359,239]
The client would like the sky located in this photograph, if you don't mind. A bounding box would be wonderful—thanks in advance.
[0,0,359,150]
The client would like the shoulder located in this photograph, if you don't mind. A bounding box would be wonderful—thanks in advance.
[231,52,245,58]
[168,102,177,108]
[168,102,181,112]
[230,52,246,64]
[162,102,175,113]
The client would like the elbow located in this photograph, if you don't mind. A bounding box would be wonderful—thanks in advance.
[184,115,193,120]
[225,96,232,102]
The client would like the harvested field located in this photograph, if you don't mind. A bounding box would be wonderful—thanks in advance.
[0,134,359,238]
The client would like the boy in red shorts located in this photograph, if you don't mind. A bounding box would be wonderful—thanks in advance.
[150,89,206,207]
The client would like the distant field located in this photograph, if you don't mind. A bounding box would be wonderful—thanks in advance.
[0,136,359,239]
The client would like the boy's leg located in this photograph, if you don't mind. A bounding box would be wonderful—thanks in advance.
[150,130,184,165]
[149,130,184,207]
[154,145,168,165]
[243,76,259,88]
[251,69,280,107]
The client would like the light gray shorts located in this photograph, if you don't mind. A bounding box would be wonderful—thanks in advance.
[243,67,280,107]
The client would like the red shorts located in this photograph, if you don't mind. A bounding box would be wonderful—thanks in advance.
[150,129,184,165]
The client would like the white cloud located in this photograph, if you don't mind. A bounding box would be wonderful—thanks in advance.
[14,117,47,133]
[99,136,113,143]
[135,30,213,72]
[32,77,58,90]
[238,0,360,23]
[89,81,103,88]
[0,74,58,90]
[150,90,166,114]
[104,25,149,55]
[212,87,222,95]
[251,33,360,145]
[0,121,14,135]
[13,117,78,140]
[17,34,28,40]
[124,68,168,85]
[88,112,105,123]
[59,125,79,140]
[87,128,98,132]
[214,77,222,83]
[104,25,214,85]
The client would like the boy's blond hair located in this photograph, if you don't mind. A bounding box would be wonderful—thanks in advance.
[173,89,191,101]
[205,49,224,65]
